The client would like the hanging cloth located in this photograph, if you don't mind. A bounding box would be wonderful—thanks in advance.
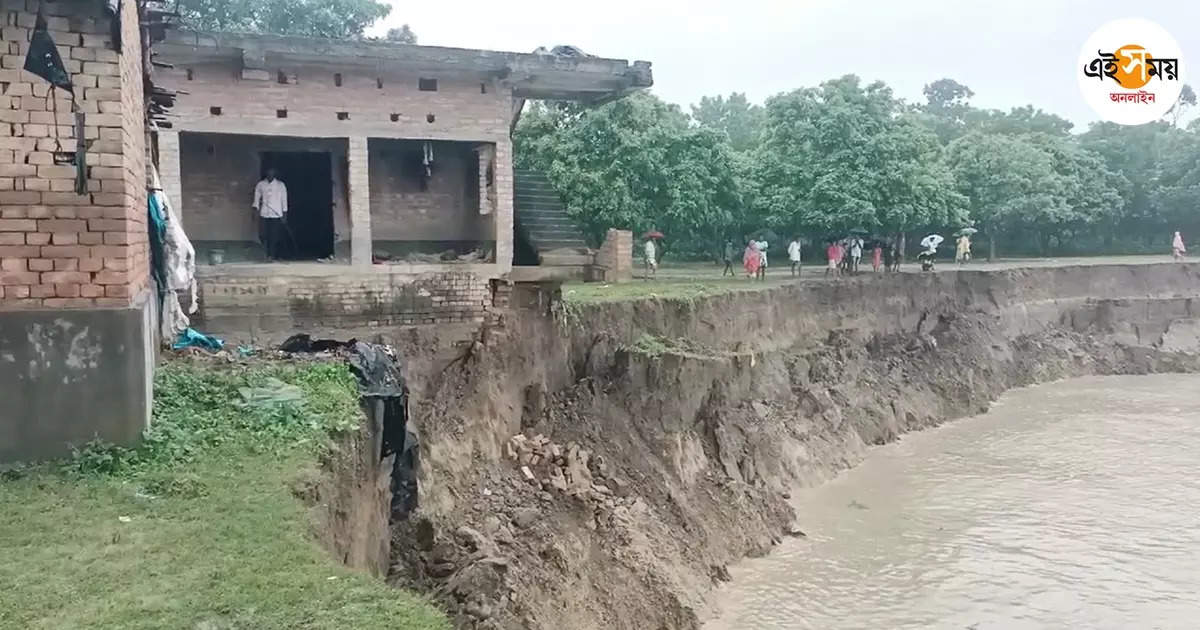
[23,7,73,94]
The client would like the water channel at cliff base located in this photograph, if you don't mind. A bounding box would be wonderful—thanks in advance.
[707,374,1200,630]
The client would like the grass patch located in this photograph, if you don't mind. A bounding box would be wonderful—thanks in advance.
[563,262,801,304]
[622,333,731,360]
[0,360,448,630]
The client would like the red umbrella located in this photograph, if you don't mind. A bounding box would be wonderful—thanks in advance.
[642,231,665,240]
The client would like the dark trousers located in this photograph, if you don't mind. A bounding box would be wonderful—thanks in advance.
[259,217,285,260]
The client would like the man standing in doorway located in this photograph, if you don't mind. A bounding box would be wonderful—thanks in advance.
[253,168,288,261]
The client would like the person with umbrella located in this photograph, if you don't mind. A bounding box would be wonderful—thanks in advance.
[955,228,976,265]
[918,234,943,272]
[642,231,663,280]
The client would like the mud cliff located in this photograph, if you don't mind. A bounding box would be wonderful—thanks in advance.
[385,264,1200,630]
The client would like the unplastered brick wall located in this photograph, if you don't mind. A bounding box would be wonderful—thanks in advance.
[158,60,514,142]
[368,138,493,244]
[198,269,494,330]
[179,133,349,248]
[595,229,633,282]
[0,0,148,309]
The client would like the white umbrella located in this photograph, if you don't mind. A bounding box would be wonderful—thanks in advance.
[920,234,944,249]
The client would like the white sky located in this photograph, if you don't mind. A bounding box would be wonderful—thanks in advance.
[373,0,1197,129]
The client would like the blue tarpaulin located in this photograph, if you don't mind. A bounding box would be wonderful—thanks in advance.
[172,328,224,352]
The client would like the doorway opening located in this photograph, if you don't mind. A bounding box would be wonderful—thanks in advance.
[261,151,334,259]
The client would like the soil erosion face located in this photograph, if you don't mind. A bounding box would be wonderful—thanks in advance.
[383,264,1200,630]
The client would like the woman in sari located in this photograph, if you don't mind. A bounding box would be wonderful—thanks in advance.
[1172,231,1186,261]
[743,239,761,278]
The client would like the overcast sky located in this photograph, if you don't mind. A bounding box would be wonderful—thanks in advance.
[373,0,1197,130]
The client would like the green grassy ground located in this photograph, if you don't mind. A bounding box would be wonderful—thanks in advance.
[564,256,1174,304]
[0,361,448,630]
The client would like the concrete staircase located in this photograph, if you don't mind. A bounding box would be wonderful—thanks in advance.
[514,169,591,267]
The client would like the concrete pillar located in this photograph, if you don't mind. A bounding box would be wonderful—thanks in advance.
[347,136,373,267]
[157,130,183,215]
[494,137,514,273]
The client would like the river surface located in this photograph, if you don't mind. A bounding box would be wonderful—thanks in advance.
[707,374,1200,630]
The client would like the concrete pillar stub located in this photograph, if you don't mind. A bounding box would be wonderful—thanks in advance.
[347,136,373,267]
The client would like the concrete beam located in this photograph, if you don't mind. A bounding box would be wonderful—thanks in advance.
[159,30,653,101]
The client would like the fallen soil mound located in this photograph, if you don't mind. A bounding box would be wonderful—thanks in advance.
[385,264,1200,630]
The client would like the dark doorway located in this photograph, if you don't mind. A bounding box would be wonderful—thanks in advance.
[261,151,334,259]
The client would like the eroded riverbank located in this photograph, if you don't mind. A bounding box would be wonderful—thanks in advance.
[381,263,1200,629]
[707,374,1200,630]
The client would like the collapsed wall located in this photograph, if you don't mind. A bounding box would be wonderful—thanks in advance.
[385,264,1200,630]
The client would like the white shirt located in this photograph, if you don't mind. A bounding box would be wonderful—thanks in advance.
[253,179,288,218]
[787,240,802,261]
[644,240,656,262]
[850,239,863,257]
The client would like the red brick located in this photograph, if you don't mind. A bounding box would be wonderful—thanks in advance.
[52,258,77,271]
[50,232,77,245]
[29,284,54,298]
[104,284,131,298]
[40,245,89,257]
[0,219,36,231]
[50,206,78,219]
[1,257,26,271]
[88,219,129,232]
[78,232,102,245]
[38,219,86,232]
[0,191,39,204]
[0,233,23,245]
[37,165,75,179]
[28,258,52,271]
[79,284,104,298]
[103,232,132,245]
[94,297,129,307]
[102,256,129,270]
[40,192,90,205]
[24,206,52,219]
[91,245,126,258]
[41,271,88,284]
[91,192,126,206]
[5,284,30,299]
[78,257,103,272]
[0,270,39,285]
[94,270,129,284]
[25,233,50,245]
[22,178,49,191]
[0,245,39,257]
[54,282,80,297]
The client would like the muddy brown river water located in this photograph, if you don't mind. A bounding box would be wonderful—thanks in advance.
[707,374,1200,630]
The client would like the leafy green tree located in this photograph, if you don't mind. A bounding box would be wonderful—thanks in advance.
[968,105,1074,137]
[178,0,392,38]
[752,75,964,241]
[944,132,1064,259]
[920,78,975,143]
[515,93,743,253]
[690,93,765,152]
[385,25,418,44]
[1167,84,1197,128]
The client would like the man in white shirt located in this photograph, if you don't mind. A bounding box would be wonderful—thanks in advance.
[849,237,863,274]
[252,168,288,260]
[787,236,802,277]
[643,237,658,279]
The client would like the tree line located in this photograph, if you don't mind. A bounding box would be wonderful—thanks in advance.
[516,78,1200,259]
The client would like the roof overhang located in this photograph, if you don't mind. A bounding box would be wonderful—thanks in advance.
[156,31,653,103]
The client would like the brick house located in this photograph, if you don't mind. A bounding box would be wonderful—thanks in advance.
[0,6,648,460]
[152,32,651,334]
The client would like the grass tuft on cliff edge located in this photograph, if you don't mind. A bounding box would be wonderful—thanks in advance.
[0,360,448,630]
